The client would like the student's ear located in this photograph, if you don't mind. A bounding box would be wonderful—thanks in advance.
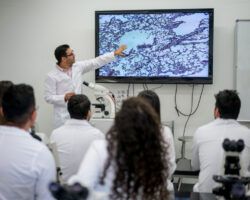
[87,110,92,121]
[214,107,220,119]
[0,107,3,117]
[61,56,67,62]
[30,109,37,126]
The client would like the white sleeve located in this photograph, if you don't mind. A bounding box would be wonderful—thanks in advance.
[76,52,115,74]
[34,146,56,200]
[68,141,104,189]
[49,131,56,145]
[97,130,105,140]
[191,130,200,170]
[162,126,176,176]
[44,75,66,106]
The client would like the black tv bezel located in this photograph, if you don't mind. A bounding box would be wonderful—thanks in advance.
[95,8,214,84]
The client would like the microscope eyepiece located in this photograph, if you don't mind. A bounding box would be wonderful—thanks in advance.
[223,138,244,152]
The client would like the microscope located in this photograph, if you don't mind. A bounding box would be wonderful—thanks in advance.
[213,138,250,200]
[83,81,115,119]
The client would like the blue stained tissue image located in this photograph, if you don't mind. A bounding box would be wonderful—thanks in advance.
[98,12,211,78]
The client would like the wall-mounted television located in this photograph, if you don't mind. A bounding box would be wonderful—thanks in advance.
[95,9,214,84]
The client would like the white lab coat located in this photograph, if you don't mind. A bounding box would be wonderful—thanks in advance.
[50,119,104,182]
[44,52,115,128]
[0,126,56,200]
[68,126,176,197]
[191,118,250,193]
[162,125,177,187]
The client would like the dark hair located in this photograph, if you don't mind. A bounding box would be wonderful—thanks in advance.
[67,94,90,120]
[54,44,70,64]
[215,90,241,120]
[138,90,161,121]
[101,97,169,200]
[2,84,36,125]
[0,80,13,106]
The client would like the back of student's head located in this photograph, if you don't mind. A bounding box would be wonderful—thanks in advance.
[215,90,241,120]
[2,84,36,125]
[138,90,161,120]
[101,97,169,200]
[54,44,70,64]
[0,80,14,124]
[0,80,13,106]
[67,94,90,120]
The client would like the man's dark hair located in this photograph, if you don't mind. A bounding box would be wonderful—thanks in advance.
[215,90,241,120]
[138,90,161,121]
[67,94,91,120]
[0,80,13,106]
[54,44,70,64]
[2,84,36,125]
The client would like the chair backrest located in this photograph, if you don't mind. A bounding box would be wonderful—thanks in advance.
[47,142,63,183]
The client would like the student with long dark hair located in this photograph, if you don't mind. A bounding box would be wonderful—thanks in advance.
[69,97,172,199]
[138,90,176,191]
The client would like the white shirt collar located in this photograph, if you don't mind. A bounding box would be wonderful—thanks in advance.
[0,125,31,137]
[55,64,72,72]
[64,119,90,126]
[56,64,64,72]
[215,118,238,125]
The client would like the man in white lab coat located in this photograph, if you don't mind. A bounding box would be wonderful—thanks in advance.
[191,90,250,193]
[44,44,126,128]
[50,94,104,182]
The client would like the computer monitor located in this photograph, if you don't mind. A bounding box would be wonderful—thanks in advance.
[95,9,214,84]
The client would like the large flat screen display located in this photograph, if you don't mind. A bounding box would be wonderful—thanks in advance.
[95,9,214,84]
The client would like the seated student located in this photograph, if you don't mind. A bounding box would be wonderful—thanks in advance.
[137,90,176,191]
[0,84,56,200]
[50,94,104,182]
[0,81,42,142]
[69,97,172,200]
[191,90,250,193]
[0,80,13,124]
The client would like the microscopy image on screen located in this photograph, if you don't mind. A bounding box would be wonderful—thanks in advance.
[97,11,211,78]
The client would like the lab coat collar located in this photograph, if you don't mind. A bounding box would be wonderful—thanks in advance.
[0,125,32,138]
[215,118,239,125]
[56,64,72,72]
[64,119,91,126]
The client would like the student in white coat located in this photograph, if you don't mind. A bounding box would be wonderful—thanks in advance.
[137,90,176,191]
[0,84,56,200]
[44,44,127,128]
[50,94,104,182]
[69,97,172,199]
[191,90,250,193]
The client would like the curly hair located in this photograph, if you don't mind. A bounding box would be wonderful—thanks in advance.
[100,97,169,200]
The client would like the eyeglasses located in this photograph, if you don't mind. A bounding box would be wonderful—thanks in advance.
[66,51,74,57]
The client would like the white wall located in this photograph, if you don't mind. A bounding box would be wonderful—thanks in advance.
[0,0,250,158]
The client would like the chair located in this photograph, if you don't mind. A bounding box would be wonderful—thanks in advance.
[47,142,63,183]
[173,136,199,191]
